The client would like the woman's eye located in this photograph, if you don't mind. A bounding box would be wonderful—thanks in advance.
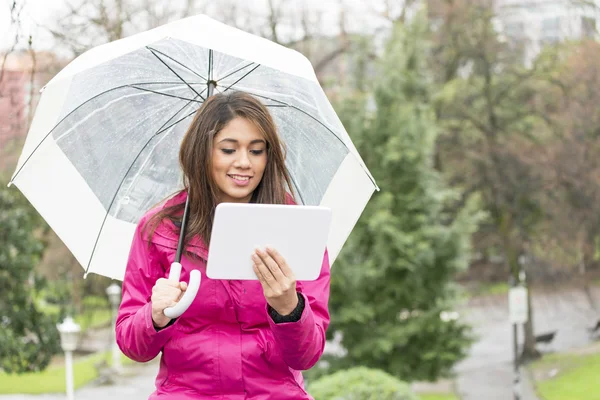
[221,149,235,154]
[250,149,265,155]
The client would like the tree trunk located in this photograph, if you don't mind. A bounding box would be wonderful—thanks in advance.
[499,210,540,360]
[522,281,540,360]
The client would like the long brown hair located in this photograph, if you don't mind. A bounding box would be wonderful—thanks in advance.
[145,91,294,247]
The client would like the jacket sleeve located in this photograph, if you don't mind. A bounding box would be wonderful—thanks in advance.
[115,219,176,362]
[267,250,331,370]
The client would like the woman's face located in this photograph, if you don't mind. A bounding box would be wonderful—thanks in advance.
[211,117,268,203]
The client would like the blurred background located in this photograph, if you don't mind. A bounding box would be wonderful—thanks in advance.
[1,1,599,399]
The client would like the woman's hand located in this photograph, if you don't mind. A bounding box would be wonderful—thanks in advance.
[252,247,298,316]
[151,278,188,328]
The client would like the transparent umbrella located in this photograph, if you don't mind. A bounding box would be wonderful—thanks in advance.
[9,14,378,316]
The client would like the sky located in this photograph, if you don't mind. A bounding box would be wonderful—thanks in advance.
[1,0,63,50]
[0,0,390,54]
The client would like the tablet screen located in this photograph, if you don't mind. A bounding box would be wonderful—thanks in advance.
[206,203,332,281]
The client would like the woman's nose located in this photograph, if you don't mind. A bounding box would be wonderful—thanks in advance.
[234,151,251,168]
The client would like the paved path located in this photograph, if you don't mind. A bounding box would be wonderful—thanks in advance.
[455,285,600,400]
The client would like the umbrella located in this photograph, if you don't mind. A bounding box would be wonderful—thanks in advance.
[9,15,377,307]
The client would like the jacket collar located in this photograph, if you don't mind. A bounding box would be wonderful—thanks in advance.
[152,190,296,259]
[152,190,209,259]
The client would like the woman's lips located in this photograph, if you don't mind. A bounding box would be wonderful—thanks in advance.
[228,174,251,186]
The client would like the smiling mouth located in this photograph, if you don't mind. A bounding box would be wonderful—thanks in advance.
[228,174,251,181]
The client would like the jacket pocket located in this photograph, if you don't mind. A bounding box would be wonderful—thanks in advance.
[263,340,310,395]
[162,329,217,388]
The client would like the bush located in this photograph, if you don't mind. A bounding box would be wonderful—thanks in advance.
[308,367,418,400]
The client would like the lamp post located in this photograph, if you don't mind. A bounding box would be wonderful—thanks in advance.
[57,316,81,400]
[106,283,122,372]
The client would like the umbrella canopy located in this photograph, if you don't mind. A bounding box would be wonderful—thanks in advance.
[10,14,377,281]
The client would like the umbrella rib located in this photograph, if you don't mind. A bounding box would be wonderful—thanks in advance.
[208,49,213,81]
[146,46,208,81]
[217,62,256,82]
[220,64,261,93]
[288,173,306,205]
[9,82,200,185]
[154,90,206,134]
[113,94,205,216]
[85,99,202,275]
[147,47,205,100]
[129,85,204,103]
[230,88,379,189]
[155,107,199,136]
[230,88,347,147]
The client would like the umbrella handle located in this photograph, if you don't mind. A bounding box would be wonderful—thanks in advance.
[163,262,201,319]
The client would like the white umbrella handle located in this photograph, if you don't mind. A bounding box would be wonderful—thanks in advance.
[163,262,201,319]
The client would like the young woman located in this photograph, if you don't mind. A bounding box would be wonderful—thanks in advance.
[116,91,330,399]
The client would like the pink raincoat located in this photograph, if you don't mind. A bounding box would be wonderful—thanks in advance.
[116,191,331,399]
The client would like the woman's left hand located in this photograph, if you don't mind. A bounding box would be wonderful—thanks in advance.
[252,247,298,316]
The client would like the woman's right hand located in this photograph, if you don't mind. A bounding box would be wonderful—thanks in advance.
[151,278,188,328]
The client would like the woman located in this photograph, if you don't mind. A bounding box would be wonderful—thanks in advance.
[116,91,330,400]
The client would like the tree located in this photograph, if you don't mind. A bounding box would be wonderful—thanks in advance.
[431,1,558,360]
[44,0,357,88]
[327,11,481,381]
[0,183,61,373]
[541,41,600,275]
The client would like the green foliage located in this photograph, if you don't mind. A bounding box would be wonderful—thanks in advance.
[529,349,600,400]
[419,394,459,400]
[329,13,481,381]
[308,367,418,400]
[0,185,61,373]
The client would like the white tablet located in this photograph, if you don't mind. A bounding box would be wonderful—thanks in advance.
[206,203,332,281]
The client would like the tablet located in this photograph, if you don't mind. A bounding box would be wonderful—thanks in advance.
[206,203,332,281]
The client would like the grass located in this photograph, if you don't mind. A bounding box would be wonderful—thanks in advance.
[0,352,107,394]
[529,347,600,400]
[466,281,509,297]
[38,295,113,332]
[0,351,135,394]
[74,308,112,331]
[419,394,459,400]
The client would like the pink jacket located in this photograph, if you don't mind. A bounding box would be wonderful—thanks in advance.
[116,191,331,399]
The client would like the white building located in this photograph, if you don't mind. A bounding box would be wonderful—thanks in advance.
[496,0,600,64]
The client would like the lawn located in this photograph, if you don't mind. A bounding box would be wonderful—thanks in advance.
[529,346,600,400]
[419,394,458,400]
[39,295,113,332]
[74,308,113,332]
[464,281,509,298]
[0,351,133,394]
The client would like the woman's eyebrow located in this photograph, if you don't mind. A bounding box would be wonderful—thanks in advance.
[218,138,266,144]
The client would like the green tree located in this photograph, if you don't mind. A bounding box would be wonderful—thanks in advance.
[328,13,481,381]
[308,367,418,400]
[432,3,557,360]
[0,183,61,373]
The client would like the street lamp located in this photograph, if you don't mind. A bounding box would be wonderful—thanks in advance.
[57,316,81,400]
[106,283,122,372]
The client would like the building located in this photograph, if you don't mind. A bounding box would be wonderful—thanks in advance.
[0,67,27,155]
[0,51,62,172]
[497,0,600,64]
